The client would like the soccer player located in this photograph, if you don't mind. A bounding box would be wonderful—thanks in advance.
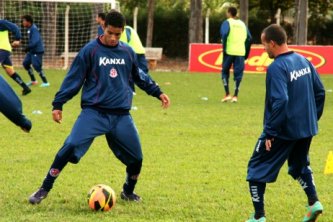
[29,10,170,204]
[21,15,50,87]
[0,75,32,132]
[120,24,150,93]
[220,6,252,103]
[245,24,325,222]
[96,12,106,36]
[0,19,31,95]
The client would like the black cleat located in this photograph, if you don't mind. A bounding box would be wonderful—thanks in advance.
[120,191,142,202]
[29,188,48,204]
[22,87,31,96]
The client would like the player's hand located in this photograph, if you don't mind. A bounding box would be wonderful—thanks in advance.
[159,93,170,109]
[52,109,62,123]
[265,138,274,151]
[11,40,20,47]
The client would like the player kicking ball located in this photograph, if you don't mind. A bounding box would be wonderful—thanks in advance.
[245,24,325,222]
[29,10,170,204]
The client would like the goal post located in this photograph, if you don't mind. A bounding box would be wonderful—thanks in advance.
[2,0,119,69]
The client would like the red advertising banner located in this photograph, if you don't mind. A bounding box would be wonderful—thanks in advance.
[189,43,333,74]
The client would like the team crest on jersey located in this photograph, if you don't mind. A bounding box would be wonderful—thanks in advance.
[110,67,118,78]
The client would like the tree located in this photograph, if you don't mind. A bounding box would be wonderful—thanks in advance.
[240,0,249,25]
[293,0,307,45]
[189,0,203,43]
[146,0,155,47]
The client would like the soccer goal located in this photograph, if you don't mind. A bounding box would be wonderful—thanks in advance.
[1,0,119,69]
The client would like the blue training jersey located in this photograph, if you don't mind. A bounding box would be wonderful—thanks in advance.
[52,38,162,112]
[26,24,44,53]
[262,51,325,140]
[0,19,21,40]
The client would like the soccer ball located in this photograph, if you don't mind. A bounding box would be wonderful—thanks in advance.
[87,184,116,211]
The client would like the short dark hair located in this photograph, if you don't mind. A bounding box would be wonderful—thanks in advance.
[262,24,287,45]
[105,10,125,28]
[22,15,33,23]
[228,7,237,17]
[97,12,106,20]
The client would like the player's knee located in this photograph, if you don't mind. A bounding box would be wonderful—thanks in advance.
[22,61,30,70]
[126,160,142,176]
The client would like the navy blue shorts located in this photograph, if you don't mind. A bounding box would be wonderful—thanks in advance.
[221,54,245,81]
[0,50,13,68]
[246,136,313,183]
[57,108,142,166]
[23,52,43,72]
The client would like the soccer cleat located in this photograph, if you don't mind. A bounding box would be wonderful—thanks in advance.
[22,87,31,96]
[29,188,48,204]
[120,191,142,202]
[40,82,50,87]
[245,214,266,222]
[231,96,238,103]
[302,201,323,222]
[26,81,38,86]
[221,95,232,102]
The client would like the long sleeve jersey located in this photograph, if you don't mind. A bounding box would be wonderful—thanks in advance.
[52,38,162,113]
[263,51,325,140]
[26,24,44,53]
[0,20,21,52]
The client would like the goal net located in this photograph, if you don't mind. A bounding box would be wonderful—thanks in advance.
[1,0,119,69]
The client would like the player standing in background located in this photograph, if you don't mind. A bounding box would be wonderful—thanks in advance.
[29,10,170,204]
[120,24,149,94]
[220,6,251,103]
[22,15,50,87]
[96,12,105,36]
[0,19,31,95]
[245,24,325,222]
[0,74,32,132]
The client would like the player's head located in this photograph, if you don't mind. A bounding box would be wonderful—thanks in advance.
[102,10,125,47]
[96,12,106,24]
[227,7,237,18]
[22,15,33,28]
[261,24,287,58]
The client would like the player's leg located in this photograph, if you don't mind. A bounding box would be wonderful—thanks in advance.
[0,75,32,132]
[22,53,37,85]
[246,136,294,221]
[232,56,245,102]
[221,54,234,102]
[32,53,49,87]
[288,137,323,221]
[105,114,143,201]
[1,51,31,95]
[29,109,109,204]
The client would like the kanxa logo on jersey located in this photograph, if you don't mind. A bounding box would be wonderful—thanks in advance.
[189,44,332,74]
[99,57,125,66]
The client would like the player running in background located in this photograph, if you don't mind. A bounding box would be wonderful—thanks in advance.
[21,15,50,87]
[0,19,31,95]
[96,12,105,36]
[29,9,170,204]
[120,24,150,94]
[220,6,251,103]
[245,24,325,222]
[0,74,32,132]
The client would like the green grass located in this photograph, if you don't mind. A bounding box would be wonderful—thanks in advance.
[0,69,333,222]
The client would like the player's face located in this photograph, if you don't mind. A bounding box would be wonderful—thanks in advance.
[103,25,123,47]
[261,33,275,59]
[22,19,29,28]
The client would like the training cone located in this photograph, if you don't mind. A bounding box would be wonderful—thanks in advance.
[324,151,333,174]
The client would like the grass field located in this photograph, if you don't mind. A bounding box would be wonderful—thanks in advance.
[0,69,332,222]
